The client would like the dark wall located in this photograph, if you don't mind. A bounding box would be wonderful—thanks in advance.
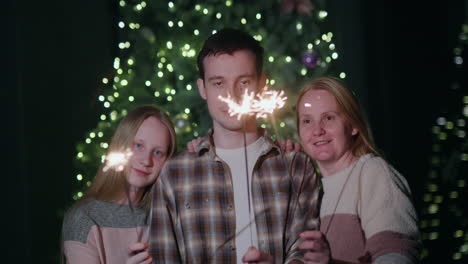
[329,1,465,208]
[10,0,115,262]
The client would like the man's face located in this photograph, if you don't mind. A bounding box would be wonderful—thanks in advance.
[197,50,265,132]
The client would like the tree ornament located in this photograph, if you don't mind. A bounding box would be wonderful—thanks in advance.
[301,51,320,68]
[282,0,313,15]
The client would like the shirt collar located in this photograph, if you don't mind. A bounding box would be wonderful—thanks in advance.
[196,128,282,158]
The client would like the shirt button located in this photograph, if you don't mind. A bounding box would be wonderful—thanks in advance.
[227,204,233,210]
[185,202,191,209]
[230,244,236,251]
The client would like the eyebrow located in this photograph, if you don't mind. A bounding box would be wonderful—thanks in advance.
[134,138,166,149]
[299,111,339,117]
[207,76,224,81]
[206,74,256,82]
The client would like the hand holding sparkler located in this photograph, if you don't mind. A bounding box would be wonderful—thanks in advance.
[242,246,274,263]
[126,242,153,264]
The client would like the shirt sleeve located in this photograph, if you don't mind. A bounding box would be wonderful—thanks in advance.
[149,166,183,263]
[359,157,421,262]
[284,153,321,263]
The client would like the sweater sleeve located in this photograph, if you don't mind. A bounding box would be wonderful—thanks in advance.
[62,205,102,264]
[359,157,421,262]
[63,231,101,264]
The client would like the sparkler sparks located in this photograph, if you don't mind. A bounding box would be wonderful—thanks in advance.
[253,89,287,118]
[218,87,287,120]
[219,89,257,120]
[102,149,133,172]
[217,86,288,248]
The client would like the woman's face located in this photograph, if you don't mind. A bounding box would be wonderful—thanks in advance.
[298,89,357,167]
[127,116,171,192]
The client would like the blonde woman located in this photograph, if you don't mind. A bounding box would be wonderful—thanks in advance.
[296,77,421,264]
[62,105,176,264]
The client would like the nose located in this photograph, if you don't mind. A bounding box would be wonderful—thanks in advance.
[231,83,248,103]
[311,122,325,137]
[139,151,153,167]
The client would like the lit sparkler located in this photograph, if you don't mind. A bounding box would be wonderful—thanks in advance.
[253,89,287,118]
[102,149,133,172]
[218,87,288,120]
[218,89,257,120]
[216,86,288,251]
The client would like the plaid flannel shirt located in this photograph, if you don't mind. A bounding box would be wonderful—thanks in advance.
[150,132,320,263]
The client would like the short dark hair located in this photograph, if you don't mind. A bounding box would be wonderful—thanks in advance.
[197,28,264,80]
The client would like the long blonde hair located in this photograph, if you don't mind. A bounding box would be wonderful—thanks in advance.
[296,77,380,157]
[81,105,176,208]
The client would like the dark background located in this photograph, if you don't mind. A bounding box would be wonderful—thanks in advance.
[6,0,466,262]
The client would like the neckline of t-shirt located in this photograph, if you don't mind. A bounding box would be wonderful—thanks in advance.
[321,153,373,182]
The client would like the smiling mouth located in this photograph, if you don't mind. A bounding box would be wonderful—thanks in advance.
[313,140,331,146]
[133,168,149,176]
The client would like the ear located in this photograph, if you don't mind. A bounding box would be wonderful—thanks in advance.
[197,78,207,100]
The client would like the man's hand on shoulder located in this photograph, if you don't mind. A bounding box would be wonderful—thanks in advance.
[275,139,301,153]
[186,137,204,153]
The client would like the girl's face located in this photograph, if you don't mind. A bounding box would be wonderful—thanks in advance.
[298,89,357,169]
[127,116,171,192]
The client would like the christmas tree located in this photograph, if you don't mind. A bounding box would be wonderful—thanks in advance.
[418,22,468,262]
[71,0,341,201]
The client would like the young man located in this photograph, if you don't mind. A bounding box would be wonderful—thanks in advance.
[150,28,320,263]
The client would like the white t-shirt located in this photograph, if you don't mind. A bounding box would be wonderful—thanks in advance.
[216,136,269,263]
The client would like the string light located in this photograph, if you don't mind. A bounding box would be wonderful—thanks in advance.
[318,10,328,19]
[296,23,303,31]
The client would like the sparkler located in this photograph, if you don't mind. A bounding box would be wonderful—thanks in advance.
[218,87,287,120]
[252,89,287,119]
[102,149,133,172]
[254,89,287,141]
[216,86,287,251]
[102,148,147,244]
